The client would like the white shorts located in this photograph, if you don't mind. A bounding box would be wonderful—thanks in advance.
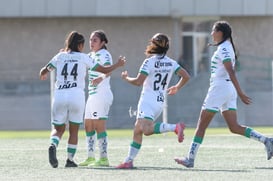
[137,98,163,121]
[52,88,85,125]
[84,89,113,120]
[202,80,237,112]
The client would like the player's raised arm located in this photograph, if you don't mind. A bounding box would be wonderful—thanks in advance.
[121,71,147,86]
[95,56,126,74]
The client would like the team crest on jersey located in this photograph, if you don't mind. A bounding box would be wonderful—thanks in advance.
[93,112,98,117]
[157,91,164,102]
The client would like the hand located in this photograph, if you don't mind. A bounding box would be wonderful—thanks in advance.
[121,70,128,80]
[167,86,178,95]
[40,74,48,80]
[91,77,103,86]
[117,56,126,67]
[239,93,252,105]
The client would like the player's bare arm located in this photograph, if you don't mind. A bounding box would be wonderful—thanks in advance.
[224,61,252,105]
[121,71,146,86]
[39,67,49,80]
[95,56,126,74]
[168,68,190,95]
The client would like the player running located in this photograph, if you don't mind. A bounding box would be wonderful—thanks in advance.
[174,21,273,168]
[39,31,125,168]
[116,33,190,169]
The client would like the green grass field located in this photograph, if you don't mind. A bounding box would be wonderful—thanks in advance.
[0,127,273,181]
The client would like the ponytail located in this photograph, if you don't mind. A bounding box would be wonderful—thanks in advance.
[230,36,237,60]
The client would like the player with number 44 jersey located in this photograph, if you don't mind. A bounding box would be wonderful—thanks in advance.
[116,33,190,169]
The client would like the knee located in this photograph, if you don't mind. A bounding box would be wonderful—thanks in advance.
[142,124,154,136]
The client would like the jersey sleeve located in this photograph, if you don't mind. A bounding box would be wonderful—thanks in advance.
[102,52,112,66]
[82,54,98,70]
[139,59,150,76]
[46,53,59,71]
[219,46,232,63]
[173,61,182,75]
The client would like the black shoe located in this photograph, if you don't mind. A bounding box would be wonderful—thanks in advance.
[48,144,58,168]
[65,159,78,168]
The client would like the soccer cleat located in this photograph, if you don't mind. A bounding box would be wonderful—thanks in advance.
[92,158,110,167]
[48,144,58,168]
[264,137,273,160]
[175,122,185,143]
[79,157,96,166]
[115,161,133,169]
[65,159,78,168]
[174,157,194,168]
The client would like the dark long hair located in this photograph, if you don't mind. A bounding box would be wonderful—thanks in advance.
[91,30,108,50]
[210,21,237,60]
[64,31,85,52]
[145,33,169,58]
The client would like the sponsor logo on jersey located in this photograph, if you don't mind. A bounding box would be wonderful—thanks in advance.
[58,81,77,89]
[154,61,172,68]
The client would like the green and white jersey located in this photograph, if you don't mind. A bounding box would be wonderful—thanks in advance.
[47,52,98,91]
[210,40,235,82]
[139,55,181,104]
[87,49,113,95]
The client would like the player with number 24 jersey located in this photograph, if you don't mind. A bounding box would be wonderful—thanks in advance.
[138,55,181,120]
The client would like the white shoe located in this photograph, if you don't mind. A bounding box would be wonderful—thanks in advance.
[174,157,194,168]
[264,138,273,160]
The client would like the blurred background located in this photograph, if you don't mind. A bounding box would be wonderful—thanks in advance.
[0,0,273,130]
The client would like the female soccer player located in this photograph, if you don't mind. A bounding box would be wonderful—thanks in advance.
[116,33,190,169]
[39,31,125,168]
[79,30,113,167]
[174,21,273,168]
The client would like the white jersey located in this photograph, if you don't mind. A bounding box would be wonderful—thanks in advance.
[47,51,98,91]
[137,55,181,120]
[87,49,113,95]
[203,40,237,113]
[210,40,235,82]
[139,55,181,101]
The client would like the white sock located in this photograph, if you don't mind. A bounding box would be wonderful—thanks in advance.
[50,136,60,147]
[160,123,176,133]
[67,144,77,161]
[98,136,108,158]
[125,142,141,162]
[86,131,96,158]
[188,142,200,160]
[249,130,267,143]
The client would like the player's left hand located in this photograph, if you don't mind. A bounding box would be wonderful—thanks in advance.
[91,77,103,86]
[121,70,128,80]
[167,86,178,95]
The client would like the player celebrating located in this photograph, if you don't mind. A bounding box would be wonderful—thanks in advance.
[39,31,125,168]
[116,33,190,169]
[174,21,273,168]
[79,30,114,167]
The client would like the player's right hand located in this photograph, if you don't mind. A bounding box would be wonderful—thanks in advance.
[118,56,126,67]
[40,74,48,80]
